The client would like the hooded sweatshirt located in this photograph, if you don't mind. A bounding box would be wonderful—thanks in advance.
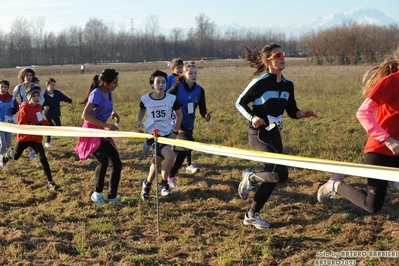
[17,102,49,143]
[0,92,19,122]
[13,82,45,105]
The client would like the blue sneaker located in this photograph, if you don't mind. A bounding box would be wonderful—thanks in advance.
[91,192,104,205]
[389,181,399,189]
[108,198,124,207]
[29,150,36,159]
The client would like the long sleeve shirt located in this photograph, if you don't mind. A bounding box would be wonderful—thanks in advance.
[236,73,299,130]
[356,71,399,155]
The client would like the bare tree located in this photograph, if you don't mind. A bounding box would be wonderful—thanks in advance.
[168,28,185,58]
[83,18,109,63]
[42,32,57,64]
[3,14,399,67]
[56,30,70,64]
[0,30,8,67]
[195,13,215,57]
[30,16,46,64]
[299,22,399,65]
[8,17,32,65]
[144,15,161,61]
[65,26,84,64]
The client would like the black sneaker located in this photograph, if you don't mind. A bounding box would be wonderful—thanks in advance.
[0,154,7,168]
[160,180,172,196]
[48,181,61,191]
[0,149,13,168]
[141,179,151,201]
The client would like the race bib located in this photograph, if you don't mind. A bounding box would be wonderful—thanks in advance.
[36,112,43,122]
[143,118,154,128]
[5,115,16,124]
[265,115,284,132]
[188,102,194,114]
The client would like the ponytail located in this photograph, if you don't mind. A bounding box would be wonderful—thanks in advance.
[81,74,100,104]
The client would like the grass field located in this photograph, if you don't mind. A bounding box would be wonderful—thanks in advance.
[1,59,399,266]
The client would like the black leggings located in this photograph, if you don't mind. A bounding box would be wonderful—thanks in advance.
[170,128,195,177]
[248,129,288,214]
[12,141,53,182]
[337,152,399,213]
[92,140,122,199]
[45,116,61,143]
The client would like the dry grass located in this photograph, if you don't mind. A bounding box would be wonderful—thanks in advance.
[0,59,399,265]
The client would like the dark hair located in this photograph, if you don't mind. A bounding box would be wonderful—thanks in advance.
[99,69,119,84]
[169,58,184,69]
[46,78,56,86]
[149,70,168,86]
[0,79,10,87]
[81,69,119,104]
[26,83,41,94]
[243,43,282,77]
[18,68,39,83]
[25,83,41,101]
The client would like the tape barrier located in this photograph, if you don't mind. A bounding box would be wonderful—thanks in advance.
[158,137,399,182]
[1,122,399,182]
[0,122,150,139]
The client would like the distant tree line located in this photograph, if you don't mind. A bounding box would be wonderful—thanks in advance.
[0,14,398,68]
[299,21,399,65]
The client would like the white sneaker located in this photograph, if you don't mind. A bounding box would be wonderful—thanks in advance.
[1,149,16,169]
[317,174,344,203]
[185,164,199,174]
[45,142,52,148]
[160,181,172,196]
[48,181,61,191]
[238,169,255,200]
[168,176,178,188]
[243,213,270,229]
[108,198,124,207]
[91,192,104,205]
[0,154,6,168]
[29,150,36,159]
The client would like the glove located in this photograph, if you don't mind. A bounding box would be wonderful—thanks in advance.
[10,108,18,115]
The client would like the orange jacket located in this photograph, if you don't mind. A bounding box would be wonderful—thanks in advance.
[17,102,49,143]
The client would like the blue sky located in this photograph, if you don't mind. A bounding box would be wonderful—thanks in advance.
[1,0,398,34]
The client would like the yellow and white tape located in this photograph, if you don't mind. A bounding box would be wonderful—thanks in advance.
[1,122,398,182]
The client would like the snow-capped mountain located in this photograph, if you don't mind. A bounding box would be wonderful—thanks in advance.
[288,8,398,36]
[213,8,398,38]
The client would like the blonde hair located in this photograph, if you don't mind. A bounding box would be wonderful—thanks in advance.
[176,64,197,85]
[362,55,399,97]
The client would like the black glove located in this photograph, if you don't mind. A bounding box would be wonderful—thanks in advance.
[10,108,18,115]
